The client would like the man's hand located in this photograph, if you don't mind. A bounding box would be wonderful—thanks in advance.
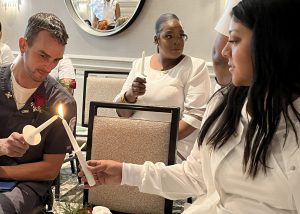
[0,132,29,157]
[78,160,123,188]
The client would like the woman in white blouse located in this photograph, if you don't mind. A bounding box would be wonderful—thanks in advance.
[80,0,300,213]
[114,13,211,162]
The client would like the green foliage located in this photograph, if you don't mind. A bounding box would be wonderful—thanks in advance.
[60,202,92,214]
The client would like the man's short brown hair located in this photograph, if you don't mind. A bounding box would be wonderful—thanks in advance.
[24,12,69,46]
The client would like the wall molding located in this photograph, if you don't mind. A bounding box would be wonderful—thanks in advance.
[66,54,134,73]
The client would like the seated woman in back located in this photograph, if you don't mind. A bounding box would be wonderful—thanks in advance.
[0,21,14,65]
[50,56,76,95]
[114,13,211,162]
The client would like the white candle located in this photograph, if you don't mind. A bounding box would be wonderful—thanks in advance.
[62,119,80,152]
[29,115,58,137]
[140,50,146,77]
[75,151,96,186]
[61,119,96,187]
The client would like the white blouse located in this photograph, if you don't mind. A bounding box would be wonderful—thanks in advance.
[115,55,211,159]
[50,57,75,80]
[0,42,14,65]
[122,95,300,214]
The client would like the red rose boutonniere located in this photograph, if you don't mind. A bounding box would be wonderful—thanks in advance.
[34,94,45,108]
[30,94,49,113]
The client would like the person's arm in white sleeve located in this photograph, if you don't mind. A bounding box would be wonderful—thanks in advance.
[122,142,207,200]
[0,43,14,65]
[179,58,211,140]
[79,145,207,200]
[57,57,76,80]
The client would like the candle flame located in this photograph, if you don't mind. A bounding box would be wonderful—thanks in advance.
[58,104,64,119]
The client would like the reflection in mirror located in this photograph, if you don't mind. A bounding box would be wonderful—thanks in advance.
[65,0,145,36]
[89,0,121,30]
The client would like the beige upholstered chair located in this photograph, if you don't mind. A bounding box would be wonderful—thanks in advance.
[82,71,128,127]
[84,102,180,214]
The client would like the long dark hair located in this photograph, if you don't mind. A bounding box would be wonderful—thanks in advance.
[199,0,300,178]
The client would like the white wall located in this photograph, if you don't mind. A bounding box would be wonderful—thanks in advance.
[0,0,225,61]
[0,0,225,124]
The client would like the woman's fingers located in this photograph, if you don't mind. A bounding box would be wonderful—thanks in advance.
[131,81,146,96]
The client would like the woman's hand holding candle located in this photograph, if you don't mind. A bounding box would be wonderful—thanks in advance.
[121,50,147,103]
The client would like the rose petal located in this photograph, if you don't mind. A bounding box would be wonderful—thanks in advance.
[69,79,76,89]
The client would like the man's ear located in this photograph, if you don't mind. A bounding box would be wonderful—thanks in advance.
[19,37,27,54]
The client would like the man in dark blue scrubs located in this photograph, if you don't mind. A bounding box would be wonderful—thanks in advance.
[0,12,76,213]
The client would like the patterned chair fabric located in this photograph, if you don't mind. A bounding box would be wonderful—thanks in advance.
[82,71,128,127]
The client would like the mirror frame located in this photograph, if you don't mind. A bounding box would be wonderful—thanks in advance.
[65,0,145,37]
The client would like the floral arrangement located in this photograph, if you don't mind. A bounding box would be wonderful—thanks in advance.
[60,202,93,214]
[57,78,77,90]
[97,19,108,30]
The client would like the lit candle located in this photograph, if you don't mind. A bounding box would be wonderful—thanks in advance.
[61,119,80,152]
[140,50,146,77]
[59,104,96,187]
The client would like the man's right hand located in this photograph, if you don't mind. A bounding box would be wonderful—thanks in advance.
[0,132,29,157]
[78,160,123,188]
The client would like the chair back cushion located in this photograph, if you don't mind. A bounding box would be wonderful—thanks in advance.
[84,77,126,125]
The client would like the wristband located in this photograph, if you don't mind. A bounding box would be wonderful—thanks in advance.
[120,92,137,103]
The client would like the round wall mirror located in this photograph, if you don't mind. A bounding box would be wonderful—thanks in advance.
[65,0,145,36]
